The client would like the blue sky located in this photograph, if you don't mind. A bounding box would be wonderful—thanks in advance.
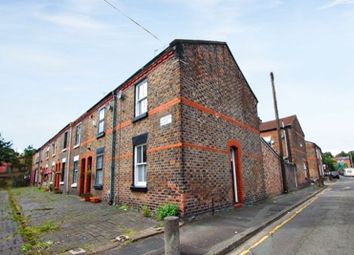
[0,0,353,154]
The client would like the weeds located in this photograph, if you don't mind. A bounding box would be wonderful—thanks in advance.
[155,203,179,221]
[7,188,58,254]
[118,204,129,212]
[141,205,151,217]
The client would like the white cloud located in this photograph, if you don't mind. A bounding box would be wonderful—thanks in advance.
[34,12,108,30]
[320,0,354,9]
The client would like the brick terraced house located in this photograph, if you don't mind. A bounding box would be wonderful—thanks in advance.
[260,115,309,188]
[306,141,324,180]
[33,39,273,216]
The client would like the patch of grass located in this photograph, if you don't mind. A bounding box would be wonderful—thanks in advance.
[155,203,179,221]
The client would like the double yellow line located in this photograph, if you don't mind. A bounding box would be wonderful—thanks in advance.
[236,192,322,255]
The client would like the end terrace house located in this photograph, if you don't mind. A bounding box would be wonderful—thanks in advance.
[32,39,270,216]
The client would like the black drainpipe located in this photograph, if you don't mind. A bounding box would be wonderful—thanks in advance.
[109,91,117,205]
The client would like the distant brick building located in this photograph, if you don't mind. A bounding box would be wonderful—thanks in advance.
[306,141,324,179]
[33,39,272,215]
[0,162,24,187]
[334,156,353,168]
[260,115,309,187]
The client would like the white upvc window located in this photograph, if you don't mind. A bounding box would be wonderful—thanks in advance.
[134,144,147,187]
[60,158,66,184]
[95,154,104,186]
[74,124,81,146]
[72,156,79,185]
[135,80,148,117]
[98,108,105,135]
[52,143,56,156]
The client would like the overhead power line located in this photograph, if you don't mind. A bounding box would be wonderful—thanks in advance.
[103,0,160,41]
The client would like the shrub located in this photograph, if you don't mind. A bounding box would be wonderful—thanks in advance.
[141,205,151,217]
[156,203,179,221]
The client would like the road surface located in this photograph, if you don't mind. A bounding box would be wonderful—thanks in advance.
[231,177,354,255]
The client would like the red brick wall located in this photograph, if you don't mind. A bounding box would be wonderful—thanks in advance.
[261,140,283,197]
[179,42,266,215]
[288,119,308,186]
[261,118,308,188]
[113,51,183,210]
[306,142,320,179]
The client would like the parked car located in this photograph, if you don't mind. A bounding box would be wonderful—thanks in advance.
[344,168,354,177]
[330,171,340,179]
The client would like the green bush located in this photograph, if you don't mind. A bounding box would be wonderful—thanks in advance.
[141,205,151,217]
[156,203,179,221]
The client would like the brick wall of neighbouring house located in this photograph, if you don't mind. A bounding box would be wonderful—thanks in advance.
[288,119,308,186]
[306,142,320,179]
[261,121,308,188]
[178,42,266,215]
[261,139,283,197]
[285,162,297,191]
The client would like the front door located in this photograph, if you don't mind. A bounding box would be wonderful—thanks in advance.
[79,158,86,195]
[230,147,238,203]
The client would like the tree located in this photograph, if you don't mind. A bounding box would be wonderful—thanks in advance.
[336,151,348,157]
[322,152,336,172]
[0,133,18,166]
[349,151,354,166]
[21,145,36,173]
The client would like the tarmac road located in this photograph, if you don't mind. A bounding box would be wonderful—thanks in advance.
[231,177,354,255]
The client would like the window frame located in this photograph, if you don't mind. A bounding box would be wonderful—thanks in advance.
[97,108,105,137]
[52,143,56,156]
[74,124,81,146]
[72,158,79,185]
[63,131,68,150]
[134,80,148,118]
[60,162,66,183]
[94,151,104,189]
[134,144,147,188]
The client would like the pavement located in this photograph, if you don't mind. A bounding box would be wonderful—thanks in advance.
[103,184,325,255]
[0,190,23,255]
[228,177,354,255]
[7,187,158,254]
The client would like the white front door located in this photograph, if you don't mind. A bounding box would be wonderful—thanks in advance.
[230,147,238,203]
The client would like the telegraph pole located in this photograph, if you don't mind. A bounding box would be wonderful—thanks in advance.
[270,72,288,193]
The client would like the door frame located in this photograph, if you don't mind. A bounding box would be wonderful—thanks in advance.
[227,140,243,204]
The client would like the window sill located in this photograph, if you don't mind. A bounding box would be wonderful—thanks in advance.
[60,181,64,185]
[62,148,67,152]
[96,132,105,139]
[52,154,56,157]
[71,183,77,188]
[73,144,80,149]
[130,186,148,192]
[94,185,103,190]
[132,112,148,123]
